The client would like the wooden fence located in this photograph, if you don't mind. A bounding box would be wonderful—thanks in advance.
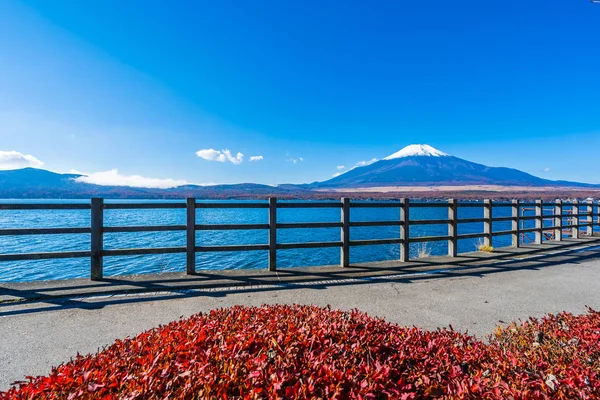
[0,198,597,280]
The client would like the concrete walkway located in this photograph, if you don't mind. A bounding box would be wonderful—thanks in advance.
[1,238,600,390]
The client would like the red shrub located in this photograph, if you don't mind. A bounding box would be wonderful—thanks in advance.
[485,310,600,398]
[1,305,599,399]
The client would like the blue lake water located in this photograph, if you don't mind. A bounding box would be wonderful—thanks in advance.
[0,199,568,282]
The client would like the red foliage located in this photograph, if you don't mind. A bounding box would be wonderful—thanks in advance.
[1,305,599,399]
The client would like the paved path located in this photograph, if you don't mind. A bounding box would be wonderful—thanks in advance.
[1,239,600,390]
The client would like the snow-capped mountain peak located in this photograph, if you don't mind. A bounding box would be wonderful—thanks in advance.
[383,144,449,160]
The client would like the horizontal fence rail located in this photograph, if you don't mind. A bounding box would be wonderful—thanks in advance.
[0,198,598,280]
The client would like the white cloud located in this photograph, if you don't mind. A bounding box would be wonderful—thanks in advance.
[249,155,263,162]
[286,153,304,164]
[355,158,378,167]
[331,158,379,178]
[543,167,551,172]
[0,150,45,170]
[74,169,188,189]
[196,148,244,165]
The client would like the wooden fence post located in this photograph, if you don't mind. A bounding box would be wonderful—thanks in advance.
[535,200,543,244]
[483,199,492,247]
[340,197,350,267]
[587,199,594,236]
[554,199,563,242]
[186,198,196,275]
[400,198,410,262]
[268,197,277,271]
[448,199,457,257]
[572,200,579,239]
[594,200,598,235]
[512,199,520,247]
[90,197,104,281]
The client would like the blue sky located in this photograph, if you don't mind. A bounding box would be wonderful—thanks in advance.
[0,0,599,186]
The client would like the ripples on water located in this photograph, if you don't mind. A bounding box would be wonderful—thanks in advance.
[0,199,563,282]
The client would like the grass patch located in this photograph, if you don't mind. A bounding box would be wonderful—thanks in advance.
[476,238,495,253]
[416,242,432,258]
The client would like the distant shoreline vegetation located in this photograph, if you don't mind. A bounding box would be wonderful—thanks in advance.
[0,191,599,201]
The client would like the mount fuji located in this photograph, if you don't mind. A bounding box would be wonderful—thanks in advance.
[311,144,592,189]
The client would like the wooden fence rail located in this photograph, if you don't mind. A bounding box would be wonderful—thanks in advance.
[0,198,598,280]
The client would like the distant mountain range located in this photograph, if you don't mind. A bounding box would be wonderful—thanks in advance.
[0,168,306,199]
[309,145,596,189]
[0,145,597,199]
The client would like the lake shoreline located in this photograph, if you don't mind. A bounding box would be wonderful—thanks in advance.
[2,185,600,201]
